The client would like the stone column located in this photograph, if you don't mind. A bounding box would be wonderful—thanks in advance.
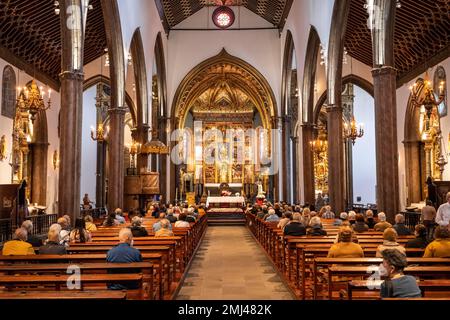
[107,107,126,211]
[403,140,423,204]
[301,123,315,206]
[372,66,399,221]
[326,105,345,213]
[281,115,291,202]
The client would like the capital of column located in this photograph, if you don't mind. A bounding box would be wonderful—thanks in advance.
[371,65,397,77]
[108,106,128,115]
[324,104,343,113]
[59,71,84,81]
[301,122,315,129]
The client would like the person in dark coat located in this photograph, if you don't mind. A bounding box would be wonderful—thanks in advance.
[352,214,369,233]
[21,220,42,248]
[284,213,306,236]
[39,225,67,255]
[393,214,412,236]
[307,217,327,236]
[406,224,429,249]
[129,216,148,237]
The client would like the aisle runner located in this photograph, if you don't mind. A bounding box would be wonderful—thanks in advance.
[176,226,294,300]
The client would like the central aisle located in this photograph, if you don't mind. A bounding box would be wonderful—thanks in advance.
[176,226,295,300]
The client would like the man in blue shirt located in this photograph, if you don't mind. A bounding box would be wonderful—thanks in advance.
[106,228,142,289]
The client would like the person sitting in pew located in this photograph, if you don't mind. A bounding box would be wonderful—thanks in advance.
[374,212,392,232]
[62,215,73,232]
[379,249,421,298]
[352,214,369,233]
[333,212,348,226]
[84,215,97,232]
[327,227,364,258]
[348,211,356,225]
[129,216,149,237]
[365,210,376,229]
[277,211,292,231]
[103,211,120,227]
[307,217,327,236]
[175,213,191,228]
[264,208,280,222]
[114,208,126,224]
[423,226,450,258]
[69,218,92,243]
[301,207,311,226]
[2,228,35,255]
[58,217,70,245]
[39,224,67,255]
[21,220,42,248]
[322,205,335,219]
[155,219,174,237]
[283,213,306,236]
[376,228,406,257]
[406,224,429,249]
[186,207,197,223]
[166,208,177,223]
[106,228,143,290]
[393,214,412,235]
[153,212,173,232]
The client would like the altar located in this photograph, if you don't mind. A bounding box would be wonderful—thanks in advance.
[206,196,245,208]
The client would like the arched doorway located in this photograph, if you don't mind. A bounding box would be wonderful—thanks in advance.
[170,49,278,204]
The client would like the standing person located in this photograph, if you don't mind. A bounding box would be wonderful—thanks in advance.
[426,176,438,208]
[421,200,437,241]
[379,249,421,298]
[436,192,450,227]
[315,193,325,213]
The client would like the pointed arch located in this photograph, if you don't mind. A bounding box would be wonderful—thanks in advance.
[130,28,149,126]
[302,26,321,124]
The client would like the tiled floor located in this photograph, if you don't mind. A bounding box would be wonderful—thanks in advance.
[176,226,294,300]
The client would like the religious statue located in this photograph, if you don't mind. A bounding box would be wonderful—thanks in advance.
[256,180,265,199]
[179,167,193,194]
[179,167,186,195]
[0,135,6,161]
[219,161,228,183]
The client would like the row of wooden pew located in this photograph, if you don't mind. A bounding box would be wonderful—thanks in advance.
[245,213,450,300]
[0,214,208,300]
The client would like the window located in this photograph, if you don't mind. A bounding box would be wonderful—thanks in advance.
[1,65,16,119]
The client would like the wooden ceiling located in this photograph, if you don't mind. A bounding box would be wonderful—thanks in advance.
[345,0,450,85]
[155,0,293,31]
[0,0,106,86]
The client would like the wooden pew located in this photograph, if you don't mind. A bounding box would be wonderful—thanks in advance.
[0,290,127,300]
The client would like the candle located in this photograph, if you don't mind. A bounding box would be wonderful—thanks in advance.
[175,188,178,202]
[48,88,52,99]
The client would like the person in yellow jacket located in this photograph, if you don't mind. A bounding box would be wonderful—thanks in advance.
[328,227,364,258]
[423,226,450,258]
[2,227,35,255]
[84,215,98,232]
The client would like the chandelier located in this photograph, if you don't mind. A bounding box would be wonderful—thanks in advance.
[310,127,328,154]
[410,74,445,118]
[16,80,51,123]
[344,116,364,145]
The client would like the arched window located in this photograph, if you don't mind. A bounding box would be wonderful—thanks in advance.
[1,65,16,119]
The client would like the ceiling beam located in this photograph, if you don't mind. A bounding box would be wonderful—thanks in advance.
[0,46,60,91]
[154,0,171,36]
[278,0,293,33]
[396,45,450,88]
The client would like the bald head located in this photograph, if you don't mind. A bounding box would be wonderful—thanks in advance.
[118,228,133,244]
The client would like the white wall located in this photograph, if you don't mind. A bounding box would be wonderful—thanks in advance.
[0,58,61,213]
[352,85,376,204]
[80,86,98,204]
[396,57,450,209]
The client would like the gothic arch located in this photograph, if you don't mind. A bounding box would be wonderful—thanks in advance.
[302,26,321,124]
[130,28,149,126]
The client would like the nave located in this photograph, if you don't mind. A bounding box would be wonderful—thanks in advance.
[176,226,294,300]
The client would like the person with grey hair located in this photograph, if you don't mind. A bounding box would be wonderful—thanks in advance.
[436,192,450,227]
[106,228,143,290]
[114,208,126,224]
[62,215,72,232]
[374,212,392,232]
[129,216,148,237]
[155,219,174,237]
[39,225,67,255]
[307,216,327,236]
[21,220,42,247]
[264,208,280,222]
[365,210,376,229]
[2,228,35,255]
[283,213,306,236]
[57,217,70,245]
[333,212,348,226]
[348,211,356,225]
[153,212,173,232]
[393,213,412,235]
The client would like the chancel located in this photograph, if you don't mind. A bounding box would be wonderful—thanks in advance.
[0,0,449,305]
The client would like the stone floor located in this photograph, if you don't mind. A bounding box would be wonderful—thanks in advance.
[176,226,294,300]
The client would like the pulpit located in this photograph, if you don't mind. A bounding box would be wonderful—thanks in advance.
[124,172,160,211]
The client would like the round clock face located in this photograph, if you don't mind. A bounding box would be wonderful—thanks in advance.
[212,6,235,29]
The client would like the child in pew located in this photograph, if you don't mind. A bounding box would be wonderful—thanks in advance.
[379,249,421,298]
[106,228,143,290]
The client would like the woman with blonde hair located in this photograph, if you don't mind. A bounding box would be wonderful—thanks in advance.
[376,228,406,257]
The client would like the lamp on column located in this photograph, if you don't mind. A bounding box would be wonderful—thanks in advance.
[410,73,445,118]
[343,116,364,145]
[90,123,109,142]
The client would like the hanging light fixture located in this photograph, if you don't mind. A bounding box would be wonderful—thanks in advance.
[410,71,445,118]
[310,127,328,154]
[344,116,364,145]
[16,80,51,123]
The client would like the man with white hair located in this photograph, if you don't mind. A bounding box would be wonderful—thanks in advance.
[39,224,67,255]
[153,212,173,232]
[106,228,142,290]
[57,217,70,245]
[283,213,306,236]
[374,212,392,232]
[129,216,148,237]
[21,220,42,247]
[307,216,327,236]
[155,219,174,237]
[264,208,280,222]
[114,208,126,224]
[393,213,412,235]
[2,228,35,255]
[436,192,450,227]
